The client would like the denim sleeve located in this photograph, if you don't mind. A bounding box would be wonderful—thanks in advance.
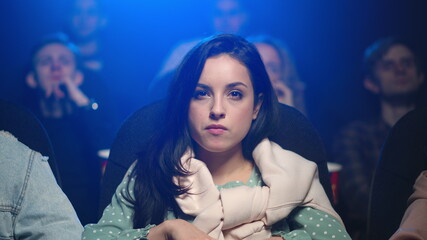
[83,163,155,240]
[0,131,83,240]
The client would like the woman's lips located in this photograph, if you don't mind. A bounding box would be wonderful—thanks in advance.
[206,124,227,135]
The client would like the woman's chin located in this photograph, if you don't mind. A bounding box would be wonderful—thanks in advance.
[196,140,242,156]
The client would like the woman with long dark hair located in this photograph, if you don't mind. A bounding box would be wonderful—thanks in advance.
[83,34,349,240]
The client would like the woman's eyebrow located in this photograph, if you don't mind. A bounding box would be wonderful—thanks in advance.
[196,83,210,90]
[227,82,248,88]
[196,82,248,89]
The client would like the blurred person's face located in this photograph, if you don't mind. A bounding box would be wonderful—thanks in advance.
[255,43,294,106]
[213,0,248,34]
[255,43,282,83]
[369,44,424,97]
[32,44,80,97]
[70,0,105,40]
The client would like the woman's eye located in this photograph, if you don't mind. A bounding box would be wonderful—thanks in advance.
[228,90,243,100]
[193,90,209,100]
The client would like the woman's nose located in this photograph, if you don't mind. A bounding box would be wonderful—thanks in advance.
[209,98,226,120]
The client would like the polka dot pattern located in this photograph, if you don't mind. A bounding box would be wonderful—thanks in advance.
[278,207,351,239]
[82,166,155,239]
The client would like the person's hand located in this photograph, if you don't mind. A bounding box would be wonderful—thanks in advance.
[61,72,90,107]
[266,237,284,240]
[49,82,65,99]
[272,81,294,107]
[147,219,214,240]
[39,79,63,99]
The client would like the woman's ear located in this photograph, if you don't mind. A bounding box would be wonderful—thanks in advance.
[73,71,84,86]
[253,93,263,120]
[26,72,37,88]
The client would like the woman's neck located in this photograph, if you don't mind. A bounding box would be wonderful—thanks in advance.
[196,144,253,185]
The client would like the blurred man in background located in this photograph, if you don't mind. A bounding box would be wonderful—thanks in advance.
[24,33,114,225]
[333,37,425,240]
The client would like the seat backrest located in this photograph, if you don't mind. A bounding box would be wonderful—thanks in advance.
[100,100,333,212]
[0,99,61,185]
[367,107,427,239]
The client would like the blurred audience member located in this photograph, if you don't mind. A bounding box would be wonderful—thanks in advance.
[65,0,144,122]
[332,37,425,239]
[250,35,306,114]
[65,0,107,72]
[147,0,251,103]
[23,33,114,224]
[65,0,119,119]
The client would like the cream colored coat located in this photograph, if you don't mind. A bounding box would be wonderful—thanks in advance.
[174,138,342,240]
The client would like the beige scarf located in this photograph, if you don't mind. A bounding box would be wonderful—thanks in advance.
[174,138,342,240]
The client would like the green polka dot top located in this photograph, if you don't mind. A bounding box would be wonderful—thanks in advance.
[83,165,351,239]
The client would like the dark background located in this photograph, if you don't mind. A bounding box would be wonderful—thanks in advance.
[1,0,426,151]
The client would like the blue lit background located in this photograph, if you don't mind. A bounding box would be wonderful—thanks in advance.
[0,0,426,148]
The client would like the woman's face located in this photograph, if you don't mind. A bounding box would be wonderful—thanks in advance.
[188,54,262,155]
